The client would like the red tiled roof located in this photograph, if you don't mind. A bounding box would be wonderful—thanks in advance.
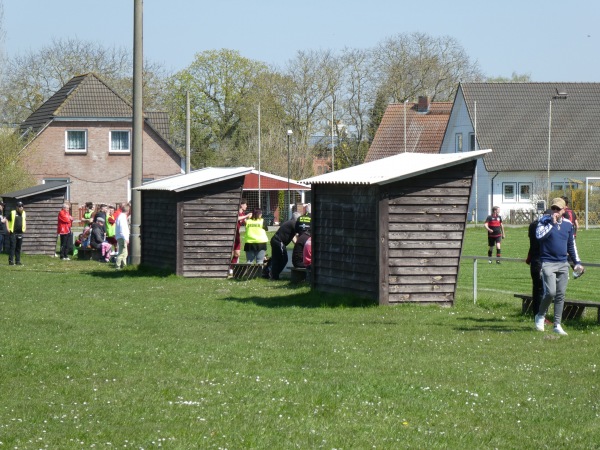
[364,102,452,162]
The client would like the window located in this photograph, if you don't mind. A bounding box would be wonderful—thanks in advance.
[503,183,516,201]
[519,183,532,202]
[44,178,70,200]
[66,130,87,152]
[110,130,131,153]
[455,133,463,152]
[469,133,476,151]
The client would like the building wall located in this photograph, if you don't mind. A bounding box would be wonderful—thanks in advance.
[22,121,182,207]
[382,162,474,305]
[312,184,379,299]
[5,189,66,256]
[140,190,178,271]
[180,179,244,277]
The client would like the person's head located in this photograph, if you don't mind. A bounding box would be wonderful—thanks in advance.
[96,216,105,226]
[551,197,566,213]
[252,208,262,220]
[240,199,248,212]
[491,206,500,215]
[62,202,70,210]
[0,202,4,212]
[100,204,108,211]
[16,201,24,211]
[561,196,570,206]
[85,201,94,210]
[121,204,130,214]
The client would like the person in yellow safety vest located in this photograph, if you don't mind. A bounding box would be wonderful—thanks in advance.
[8,201,26,266]
[243,208,269,264]
[105,205,117,250]
[82,202,95,226]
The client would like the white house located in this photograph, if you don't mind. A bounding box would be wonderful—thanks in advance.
[440,82,600,221]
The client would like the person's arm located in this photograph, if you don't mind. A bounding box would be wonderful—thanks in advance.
[501,221,505,238]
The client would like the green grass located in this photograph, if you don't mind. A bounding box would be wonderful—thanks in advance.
[0,228,599,449]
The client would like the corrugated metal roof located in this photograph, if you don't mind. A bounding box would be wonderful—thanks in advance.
[301,150,491,185]
[1,180,71,200]
[134,167,253,192]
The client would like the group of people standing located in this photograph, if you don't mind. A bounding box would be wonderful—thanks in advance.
[487,196,584,336]
[230,199,312,281]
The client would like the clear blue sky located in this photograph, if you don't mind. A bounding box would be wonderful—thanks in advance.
[3,0,599,81]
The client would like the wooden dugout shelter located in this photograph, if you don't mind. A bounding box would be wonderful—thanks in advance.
[301,150,491,305]
[1,181,70,256]
[134,167,252,277]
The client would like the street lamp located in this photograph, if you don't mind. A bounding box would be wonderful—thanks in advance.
[547,89,568,203]
[287,129,293,219]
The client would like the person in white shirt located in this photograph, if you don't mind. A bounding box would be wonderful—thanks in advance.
[115,204,130,269]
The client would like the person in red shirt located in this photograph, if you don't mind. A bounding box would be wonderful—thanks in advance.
[484,206,505,264]
[57,202,74,260]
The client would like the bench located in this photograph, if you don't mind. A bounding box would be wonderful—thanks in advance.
[77,246,103,261]
[231,263,264,280]
[514,294,600,323]
[290,267,307,283]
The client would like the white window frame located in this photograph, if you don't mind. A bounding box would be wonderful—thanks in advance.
[503,182,516,201]
[43,178,71,200]
[65,130,87,153]
[109,130,131,153]
[455,133,463,152]
[518,183,532,202]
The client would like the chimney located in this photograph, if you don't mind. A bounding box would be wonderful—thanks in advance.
[417,96,430,113]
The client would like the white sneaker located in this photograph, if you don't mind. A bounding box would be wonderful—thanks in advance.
[488,259,492,264]
[534,314,545,331]
[228,268,233,276]
[553,324,568,335]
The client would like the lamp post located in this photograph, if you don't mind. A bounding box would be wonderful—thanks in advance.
[287,129,293,219]
[548,89,568,203]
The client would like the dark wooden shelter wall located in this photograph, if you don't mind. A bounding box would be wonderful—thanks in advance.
[141,191,178,271]
[384,162,475,305]
[180,179,243,278]
[5,190,66,256]
[312,184,379,298]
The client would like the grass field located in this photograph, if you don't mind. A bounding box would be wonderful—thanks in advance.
[0,226,598,449]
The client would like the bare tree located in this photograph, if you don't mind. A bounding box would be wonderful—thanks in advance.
[0,37,168,124]
[373,32,483,103]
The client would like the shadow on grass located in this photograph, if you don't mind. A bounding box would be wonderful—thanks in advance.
[453,316,528,332]
[224,287,378,309]
[85,265,174,279]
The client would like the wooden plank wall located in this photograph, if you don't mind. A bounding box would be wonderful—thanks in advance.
[383,162,475,305]
[313,184,379,299]
[5,190,66,256]
[180,179,243,278]
[141,191,178,272]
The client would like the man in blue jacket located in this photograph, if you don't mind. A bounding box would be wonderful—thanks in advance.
[534,197,584,335]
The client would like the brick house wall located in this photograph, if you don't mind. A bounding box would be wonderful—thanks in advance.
[22,120,182,207]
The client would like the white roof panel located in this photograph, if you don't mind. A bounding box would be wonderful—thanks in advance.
[301,150,491,185]
[134,167,253,192]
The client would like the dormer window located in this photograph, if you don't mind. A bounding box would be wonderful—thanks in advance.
[110,130,131,153]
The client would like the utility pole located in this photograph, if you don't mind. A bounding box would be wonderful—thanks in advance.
[130,0,143,265]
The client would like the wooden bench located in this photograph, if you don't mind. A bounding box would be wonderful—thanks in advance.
[77,246,103,261]
[514,294,600,323]
[290,267,307,283]
[231,263,263,280]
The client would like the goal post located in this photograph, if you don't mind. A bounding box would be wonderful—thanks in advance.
[585,177,600,230]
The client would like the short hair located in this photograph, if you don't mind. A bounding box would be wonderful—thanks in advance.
[561,196,570,205]
[252,208,262,220]
[492,206,500,213]
[121,204,130,213]
[240,198,248,206]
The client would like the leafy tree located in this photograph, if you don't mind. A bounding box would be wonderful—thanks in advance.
[486,72,532,83]
[0,129,32,193]
[165,49,271,168]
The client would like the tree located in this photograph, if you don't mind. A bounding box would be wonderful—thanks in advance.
[165,49,271,169]
[486,72,532,83]
[0,129,33,194]
[0,37,168,124]
[373,32,483,103]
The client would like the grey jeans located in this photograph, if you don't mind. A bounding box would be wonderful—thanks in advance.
[539,261,570,324]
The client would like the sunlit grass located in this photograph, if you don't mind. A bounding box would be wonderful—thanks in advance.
[0,228,598,449]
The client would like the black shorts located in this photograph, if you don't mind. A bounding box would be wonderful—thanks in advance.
[488,236,502,246]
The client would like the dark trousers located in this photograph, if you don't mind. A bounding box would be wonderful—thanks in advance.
[60,233,72,259]
[269,237,288,280]
[8,233,23,264]
[530,259,543,315]
[0,234,5,253]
